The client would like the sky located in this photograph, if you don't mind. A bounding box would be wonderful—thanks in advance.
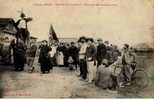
[0,0,154,46]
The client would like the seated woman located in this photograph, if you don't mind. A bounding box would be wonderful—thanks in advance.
[95,59,116,90]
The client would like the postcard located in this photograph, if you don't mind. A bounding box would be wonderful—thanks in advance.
[0,0,154,98]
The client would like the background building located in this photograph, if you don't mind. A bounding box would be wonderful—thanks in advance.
[0,18,17,45]
[0,18,17,64]
[58,37,78,43]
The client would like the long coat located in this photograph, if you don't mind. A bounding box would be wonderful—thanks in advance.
[38,45,51,69]
[97,43,106,65]
[14,40,27,67]
[68,46,79,64]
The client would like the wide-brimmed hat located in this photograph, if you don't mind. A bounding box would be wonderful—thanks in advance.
[42,40,48,43]
[78,36,87,42]
[86,38,94,42]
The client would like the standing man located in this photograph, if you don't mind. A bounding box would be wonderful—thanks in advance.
[78,37,88,80]
[63,43,70,67]
[96,38,107,67]
[68,42,79,70]
[86,38,97,83]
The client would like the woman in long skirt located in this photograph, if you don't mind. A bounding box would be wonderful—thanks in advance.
[56,51,64,66]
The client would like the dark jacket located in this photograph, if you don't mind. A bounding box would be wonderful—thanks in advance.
[38,45,51,64]
[86,44,96,61]
[14,40,27,65]
[97,43,106,61]
[69,46,79,57]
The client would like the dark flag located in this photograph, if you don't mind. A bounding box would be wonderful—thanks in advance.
[49,24,59,43]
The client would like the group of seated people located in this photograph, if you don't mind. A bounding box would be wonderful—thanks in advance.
[95,44,136,89]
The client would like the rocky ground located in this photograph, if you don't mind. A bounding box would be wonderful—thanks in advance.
[0,53,154,98]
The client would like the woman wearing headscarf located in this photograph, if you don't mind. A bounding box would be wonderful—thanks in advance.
[39,40,51,74]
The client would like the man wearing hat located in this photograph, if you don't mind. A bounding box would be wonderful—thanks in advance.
[97,38,107,67]
[78,37,88,80]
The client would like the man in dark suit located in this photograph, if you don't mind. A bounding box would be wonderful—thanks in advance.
[97,38,107,67]
[68,42,79,70]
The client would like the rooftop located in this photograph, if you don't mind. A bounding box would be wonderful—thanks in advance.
[0,18,17,35]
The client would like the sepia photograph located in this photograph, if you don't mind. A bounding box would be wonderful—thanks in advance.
[0,0,154,98]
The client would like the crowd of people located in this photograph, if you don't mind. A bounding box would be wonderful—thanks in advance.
[10,36,137,90]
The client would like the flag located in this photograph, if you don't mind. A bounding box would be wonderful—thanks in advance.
[49,24,59,42]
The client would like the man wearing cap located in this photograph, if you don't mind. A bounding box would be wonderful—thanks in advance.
[97,38,107,67]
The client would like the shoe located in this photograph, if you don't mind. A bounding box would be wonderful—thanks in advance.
[88,80,92,83]
[119,83,125,88]
[84,78,89,82]
[77,74,82,77]
[79,78,84,81]
[119,85,125,88]
[125,82,131,86]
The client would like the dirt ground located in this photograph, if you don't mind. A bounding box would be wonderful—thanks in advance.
[0,66,119,98]
[0,53,154,98]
